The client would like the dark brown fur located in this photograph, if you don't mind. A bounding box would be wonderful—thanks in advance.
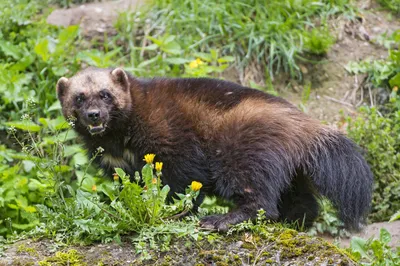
[57,67,373,231]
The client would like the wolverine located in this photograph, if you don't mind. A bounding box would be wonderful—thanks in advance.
[57,67,373,231]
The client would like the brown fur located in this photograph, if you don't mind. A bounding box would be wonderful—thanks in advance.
[57,67,373,231]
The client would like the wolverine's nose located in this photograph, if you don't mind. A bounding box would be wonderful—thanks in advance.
[87,110,100,122]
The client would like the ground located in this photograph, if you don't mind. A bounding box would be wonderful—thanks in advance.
[2,0,399,264]
[0,227,357,265]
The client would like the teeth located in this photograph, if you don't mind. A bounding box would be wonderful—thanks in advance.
[88,123,105,135]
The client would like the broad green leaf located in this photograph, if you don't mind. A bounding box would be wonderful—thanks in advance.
[58,25,79,45]
[217,56,235,63]
[38,118,49,127]
[141,164,153,184]
[34,39,50,62]
[142,44,158,50]
[24,206,37,213]
[28,179,48,191]
[54,165,72,173]
[164,58,190,65]
[12,222,37,230]
[137,55,159,68]
[115,168,127,180]
[52,66,69,76]
[99,183,117,201]
[350,236,369,259]
[5,121,41,132]
[10,55,35,71]
[161,41,182,55]
[76,189,101,213]
[146,36,163,46]
[47,101,62,112]
[73,152,89,167]
[389,210,400,222]
[7,203,19,210]
[379,228,391,244]
[389,72,400,88]
[0,41,22,59]
[22,160,36,172]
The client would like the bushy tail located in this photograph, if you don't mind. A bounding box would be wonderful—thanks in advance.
[305,131,373,231]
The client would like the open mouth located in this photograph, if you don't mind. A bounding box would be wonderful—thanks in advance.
[88,123,106,135]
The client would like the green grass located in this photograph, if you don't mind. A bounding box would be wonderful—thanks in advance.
[378,0,400,15]
[133,0,354,79]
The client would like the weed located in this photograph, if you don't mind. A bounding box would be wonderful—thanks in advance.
[345,30,400,108]
[308,199,350,237]
[350,228,400,265]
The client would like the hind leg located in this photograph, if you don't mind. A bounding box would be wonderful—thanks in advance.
[278,174,319,229]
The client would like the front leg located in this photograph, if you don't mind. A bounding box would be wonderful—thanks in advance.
[199,192,281,232]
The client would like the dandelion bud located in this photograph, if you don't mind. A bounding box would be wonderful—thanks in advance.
[155,162,163,172]
[191,181,203,191]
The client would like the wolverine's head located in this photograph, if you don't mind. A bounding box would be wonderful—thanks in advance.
[56,67,132,136]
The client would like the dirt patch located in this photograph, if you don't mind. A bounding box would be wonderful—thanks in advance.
[279,0,400,123]
[323,220,400,248]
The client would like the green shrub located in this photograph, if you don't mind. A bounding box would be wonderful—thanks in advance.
[346,106,400,222]
[0,0,82,121]
[1,114,87,237]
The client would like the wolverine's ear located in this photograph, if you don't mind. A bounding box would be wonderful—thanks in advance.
[56,77,69,102]
[111,68,129,91]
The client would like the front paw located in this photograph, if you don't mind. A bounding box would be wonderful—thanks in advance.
[199,215,230,232]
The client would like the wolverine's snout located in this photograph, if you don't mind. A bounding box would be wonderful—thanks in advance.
[84,109,107,135]
[87,109,101,123]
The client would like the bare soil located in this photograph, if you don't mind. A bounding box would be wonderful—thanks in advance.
[279,0,400,124]
[47,0,144,36]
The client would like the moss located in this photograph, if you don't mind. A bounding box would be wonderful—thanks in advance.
[163,255,172,262]
[17,244,38,256]
[38,249,85,266]
[241,242,256,250]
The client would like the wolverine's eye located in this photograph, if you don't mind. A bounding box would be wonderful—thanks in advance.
[100,90,112,102]
[75,94,85,105]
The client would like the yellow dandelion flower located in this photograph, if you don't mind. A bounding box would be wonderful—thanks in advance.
[191,181,203,191]
[393,86,398,92]
[196,58,204,65]
[152,178,157,184]
[92,185,97,191]
[113,173,119,181]
[155,162,163,172]
[143,153,156,164]
[189,58,204,69]
[189,60,198,69]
